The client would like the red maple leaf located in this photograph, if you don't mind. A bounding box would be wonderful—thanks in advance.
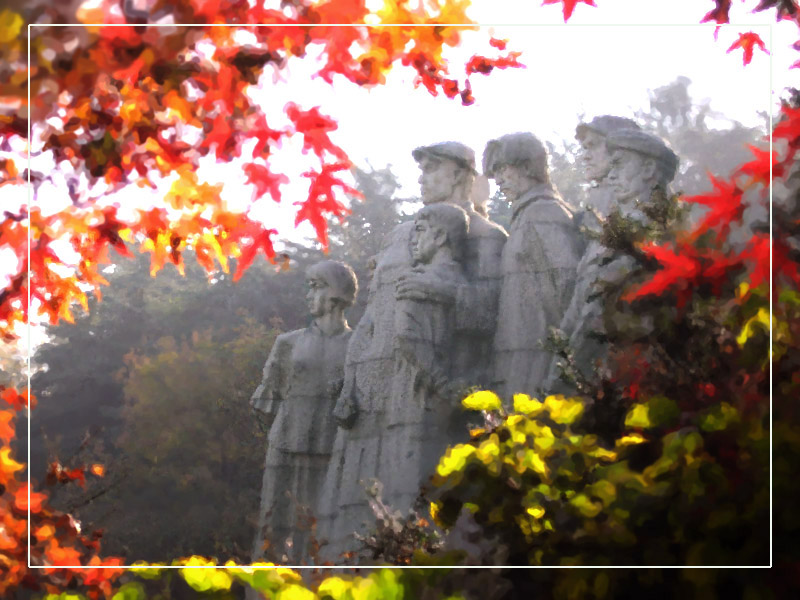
[623,242,702,308]
[736,145,785,185]
[250,114,284,159]
[683,174,745,241]
[727,32,769,66]
[1,387,35,412]
[542,0,597,22]
[740,233,800,291]
[489,38,508,50]
[701,0,731,25]
[202,113,235,159]
[233,224,277,282]
[285,104,348,162]
[295,163,358,247]
[243,163,289,203]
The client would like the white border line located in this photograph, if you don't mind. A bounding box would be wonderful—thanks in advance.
[24,20,773,571]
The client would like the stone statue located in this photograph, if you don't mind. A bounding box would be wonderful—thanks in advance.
[249,260,357,565]
[485,132,584,399]
[575,115,642,222]
[547,128,678,390]
[383,202,469,513]
[605,128,679,222]
[544,116,643,392]
[316,142,506,561]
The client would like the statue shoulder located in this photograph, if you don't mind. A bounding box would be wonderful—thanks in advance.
[532,197,575,224]
[468,211,508,239]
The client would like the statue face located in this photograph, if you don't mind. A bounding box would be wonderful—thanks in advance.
[607,148,646,203]
[580,130,612,182]
[305,274,335,317]
[492,163,535,204]
[410,217,440,265]
[418,156,460,205]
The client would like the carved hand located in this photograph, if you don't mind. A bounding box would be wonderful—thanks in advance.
[395,271,456,304]
[333,389,358,429]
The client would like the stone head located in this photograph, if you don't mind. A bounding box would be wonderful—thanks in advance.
[605,129,678,203]
[575,115,641,183]
[411,203,469,266]
[412,142,476,207]
[482,132,549,203]
[305,260,358,317]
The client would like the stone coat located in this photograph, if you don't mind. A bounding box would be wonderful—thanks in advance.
[493,183,584,398]
[316,204,506,562]
[250,323,351,564]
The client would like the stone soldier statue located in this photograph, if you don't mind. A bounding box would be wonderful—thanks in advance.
[544,116,642,393]
[547,128,678,390]
[249,260,357,565]
[316,142,506,562]
[605,128,679,223]
[485,132,584,399]
[383,202,470,515]
[575,115,642,222]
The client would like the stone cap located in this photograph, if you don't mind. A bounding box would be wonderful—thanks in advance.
[605,129,678,176]
[482,132,547,179]
[412,141,476,173]
[575,115,641,141]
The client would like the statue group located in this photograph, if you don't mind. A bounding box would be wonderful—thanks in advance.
[249,116,679,565]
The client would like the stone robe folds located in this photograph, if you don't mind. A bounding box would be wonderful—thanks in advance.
[493,183,583,399]
[250,323,351,564]
[316,207,506,561]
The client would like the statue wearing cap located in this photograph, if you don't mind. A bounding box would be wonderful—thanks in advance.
[546,129,679,393]
[314,141,507,561]
[575,115,642,221]
[484,132,584,399]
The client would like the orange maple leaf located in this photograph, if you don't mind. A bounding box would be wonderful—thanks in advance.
[14,483,48,514]
[727,32,769,66]
[0,410,13,443]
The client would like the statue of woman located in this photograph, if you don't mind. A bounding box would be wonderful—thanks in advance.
[249,260,357,564]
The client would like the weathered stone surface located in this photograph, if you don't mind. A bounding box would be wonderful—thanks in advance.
[316,142,506,562]
[484,132,583,398]
[548,125,678,390]
[546,116,643,392]
[249,260,357,565]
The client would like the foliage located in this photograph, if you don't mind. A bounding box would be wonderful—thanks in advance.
[0,0,522,340]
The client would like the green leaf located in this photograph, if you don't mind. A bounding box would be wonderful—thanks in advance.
[462,390,502,411]
[700,402,740,432]
[112,582,147,600]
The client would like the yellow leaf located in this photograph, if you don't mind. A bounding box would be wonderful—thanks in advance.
[736,307,772,347]
[317,577,350,599]
[436,444,476,477]
[0,10,23,44]
[513,393,543,415]
[616,432,647,447]
[461,390,501,411]
[526,505,545,519]
[275,584,316,600]
[543,395,584,424]
[624,403,651,428]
